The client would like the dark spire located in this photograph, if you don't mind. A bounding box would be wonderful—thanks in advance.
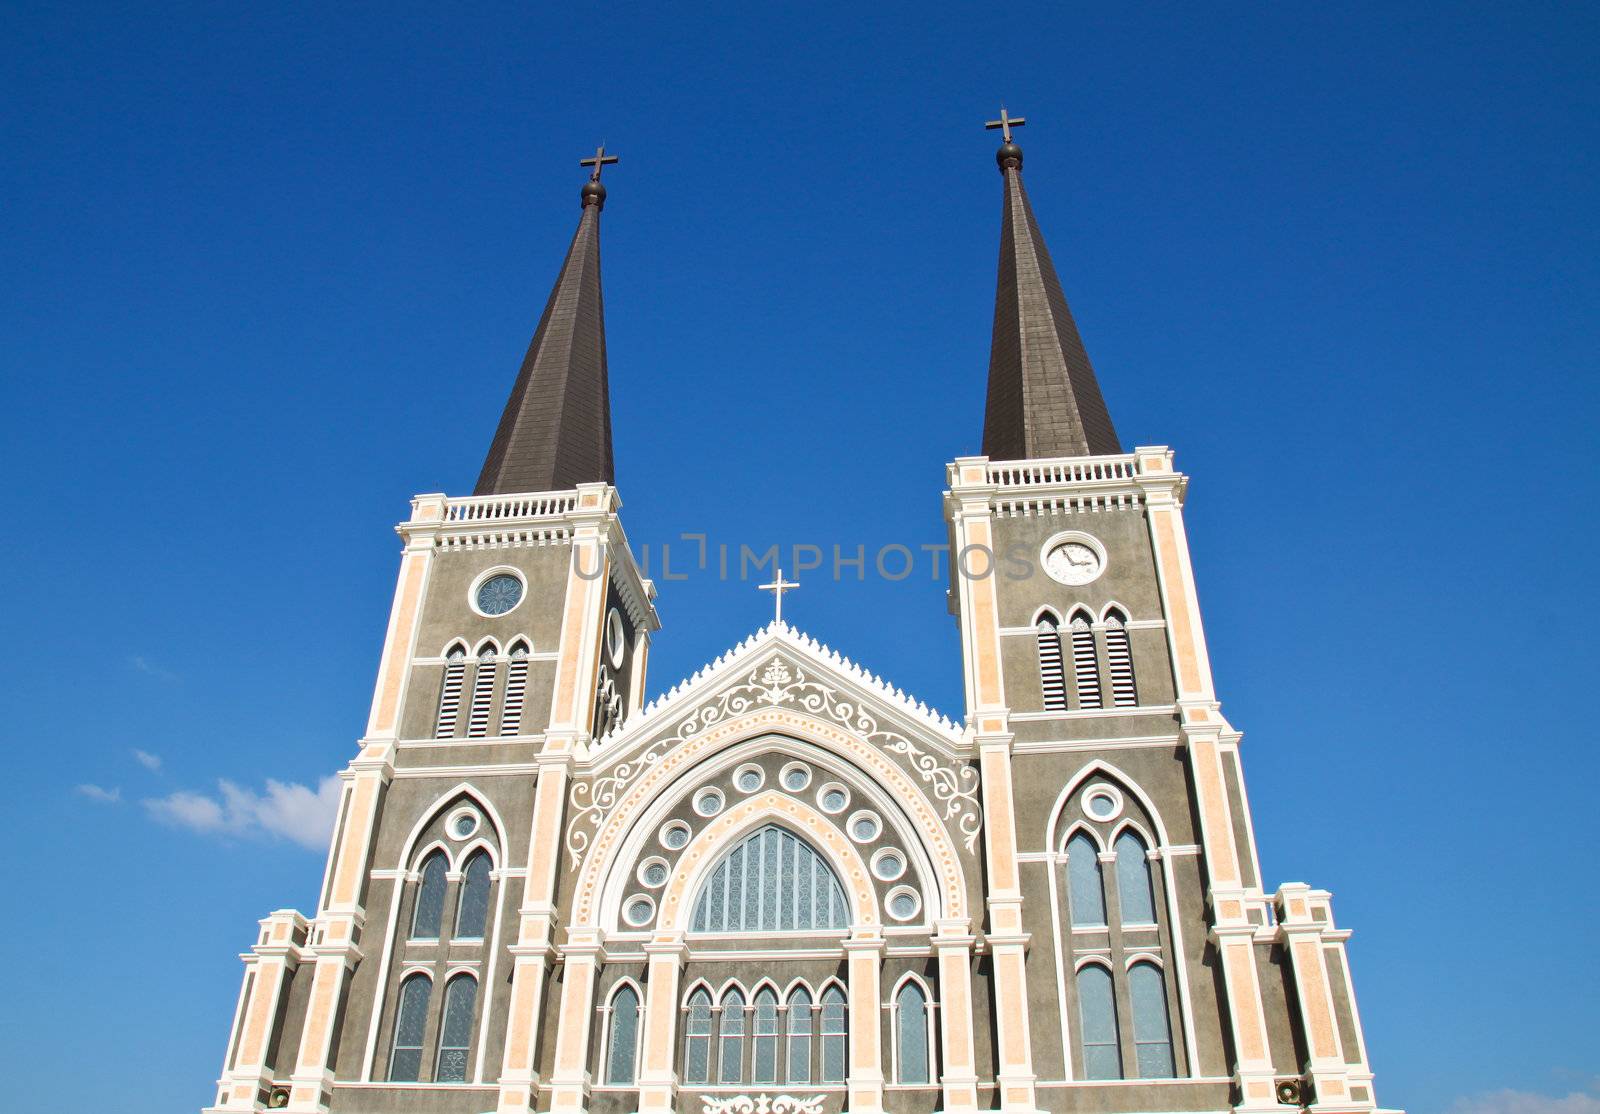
[980,111,1121,460]
[474,147,619,495]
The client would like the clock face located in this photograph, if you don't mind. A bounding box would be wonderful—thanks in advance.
[1044,540,1104,585]
[475,573,524,616]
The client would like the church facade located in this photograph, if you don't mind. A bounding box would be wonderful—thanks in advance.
[205,122,1395,1114]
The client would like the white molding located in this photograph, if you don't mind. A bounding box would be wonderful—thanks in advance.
[1009,704,1177,722]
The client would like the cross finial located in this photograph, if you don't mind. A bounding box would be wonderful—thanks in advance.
[580,143,619,181]
[985,106,1026,143]
[758,568,799,624]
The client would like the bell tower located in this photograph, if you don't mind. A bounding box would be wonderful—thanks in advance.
[945,113,1386,1113]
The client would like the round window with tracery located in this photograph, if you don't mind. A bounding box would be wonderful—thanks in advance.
[474,573,524,616]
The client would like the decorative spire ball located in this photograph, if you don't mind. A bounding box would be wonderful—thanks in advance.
[578,142,618,209]
[984,105,1027,172]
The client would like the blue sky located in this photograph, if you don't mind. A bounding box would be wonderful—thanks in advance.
[3,3,1597,1111]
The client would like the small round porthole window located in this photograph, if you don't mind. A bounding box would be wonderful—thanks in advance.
[733,764,765,793]
[1084,787,1123,821]
[660,821,692,851]
[818,783,850,814]
[693,787,725,817]
[847,811,881,843]
[781,763,811,792]
[871,848,906,882]
[447,809,480,841]
[886,886,922,922]
[624,895,656,927]
[638,857,670,888]
[474,571,525,616]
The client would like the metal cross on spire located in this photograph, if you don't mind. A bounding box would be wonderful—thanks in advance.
[985,106,1027,142]
[759,568,799,624]
[580,143,619,181]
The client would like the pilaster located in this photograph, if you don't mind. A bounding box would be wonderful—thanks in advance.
[1276,885,1377,1113]
[637,932,689,1114]
[208,910,307,1112]
[547,930,605,1114]
[844,929,886,1114]
[934,918,981,1113]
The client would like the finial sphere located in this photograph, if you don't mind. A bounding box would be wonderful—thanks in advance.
[580,178,607,209]
[996,140,1024,171]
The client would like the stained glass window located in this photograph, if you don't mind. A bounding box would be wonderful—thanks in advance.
[411,852,447,939]
[820,986,847,1083]
[1115,831,1156,924]
[786,987,812,1084]
[753,987,779,1083]
[606,984,640,1085]
[1077,964,1121,1080]
[388,973,431,1082]
[719,988,745,1083]
[434,974,477,1083]
[1130,963,1176,1078]
[1066,833,1106,927]
[895,981,930,1084]
[690,826,848,933]
[684,989,713,1084]
[475,574,523,616]
[455,851,492,940]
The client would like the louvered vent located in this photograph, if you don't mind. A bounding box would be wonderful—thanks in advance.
[1070,615,1102,709]
[1104,614,1138,707]
[1037,618,1068,711]
[435,647,467,738]
[466,648,497,737]
[500,644,529,735]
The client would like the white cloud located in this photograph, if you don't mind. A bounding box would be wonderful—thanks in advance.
[127,655,180,683]
[131,748,162,771]
[1448,1090,1600,1114]
[144,774,341,851]
[76,784,122,804]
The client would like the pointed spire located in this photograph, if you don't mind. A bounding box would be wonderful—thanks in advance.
[981,111,1121,460]
[474,147,619,495]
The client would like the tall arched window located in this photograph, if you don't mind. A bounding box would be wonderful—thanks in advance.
[819,985,847,1084]
[466,644,497,737]
[684,988,713,1085]
[1036,614,1068,711]
[752,987,780,1084]
[388,973,432,1081]
[606,984,641,1085]
[1114,830,1156,924]
[691,826,849,933]
[454,850,492,940]
[435,973,478,1082]
[895,980,931,1084]
[500,641,530,735]
[719,987,746,1083]
[1103,610,1138,706]
[786,986,812,1084]
[1076,964,1121,1080]
[411,852,448,939]
[1129,962,1176,1079]
[1066,832,1107,926]
[436,645,467,737]
[1069,613,1102,709]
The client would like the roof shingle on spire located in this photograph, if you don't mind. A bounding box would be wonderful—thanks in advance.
[474,163,616,496]
[981,126,1121,461]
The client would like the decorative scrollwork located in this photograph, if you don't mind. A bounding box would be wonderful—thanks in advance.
[566,654,982,867]
[701,1095,826,1114]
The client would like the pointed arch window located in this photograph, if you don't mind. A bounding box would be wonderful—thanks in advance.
[500,641,530,735]
[895,980,931,1084]
[434,973,478,1082]
[605,984,641,1085]
[435,645,467,737]
[718,987,746,1083]
[466,645,498,737]
[1103,610,1138,706]
[1076,964,1121,1080]
[454,850,492,940]
[752,987,780,1084]
[1066,833,1107,927]
[410,852,448,939]
[1114,831,1156,924]
[1036,614,1068,711]
[388,973,432,1081]
[691,826,848,933]
[684,988,713,1085]
[1069,613,1102,709]
[785,986,813,1084]
[819,985,847,1084]
[1129,963,1176,1079]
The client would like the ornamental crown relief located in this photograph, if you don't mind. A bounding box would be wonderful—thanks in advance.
[565,653,982,869]
[702,1096,826,1114]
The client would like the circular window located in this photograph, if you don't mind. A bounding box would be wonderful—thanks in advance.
[1084,787,1123,821]
[781,763,812,792]
[638,857,670,888]
[693,788,725,817]
[817,783,850,814]
[660,821,692,850]
[732,764,765,794]
[623,895,656,927]
[886,886,922,922]
[606,608,627,668]
[473,572,525,616]
[847,810,881,843]
[871,848,906,881]
[447,809,480,841]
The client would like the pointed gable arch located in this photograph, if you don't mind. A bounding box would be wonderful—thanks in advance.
[390,783,511,873]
